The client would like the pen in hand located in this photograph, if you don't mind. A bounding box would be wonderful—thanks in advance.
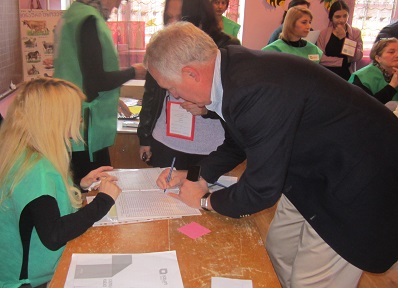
[164,157,176,193]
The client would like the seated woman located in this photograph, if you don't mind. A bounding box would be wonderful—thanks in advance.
[349,38,398,104]
[317,0,363,80]
[0,78,121,287]
[262,7,322,63]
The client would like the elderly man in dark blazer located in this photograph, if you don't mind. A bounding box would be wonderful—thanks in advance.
[145,22,398,288]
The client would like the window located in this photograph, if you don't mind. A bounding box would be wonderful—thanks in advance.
[108,0,242,68]
[352,0,397,53]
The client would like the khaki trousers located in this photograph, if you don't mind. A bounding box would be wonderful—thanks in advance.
[266,195,362,288]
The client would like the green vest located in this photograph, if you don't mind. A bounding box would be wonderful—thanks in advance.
[54,2,120,159]
[0,154,75,287]
[222,16,240,37]
[349,64,398,101]
[262,39,323,63]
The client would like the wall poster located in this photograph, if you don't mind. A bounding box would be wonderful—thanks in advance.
[19,9,64,81]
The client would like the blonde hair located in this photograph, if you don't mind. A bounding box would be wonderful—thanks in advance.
[0,78,86,208]
[144,21,218,81]
[281,7,313,42]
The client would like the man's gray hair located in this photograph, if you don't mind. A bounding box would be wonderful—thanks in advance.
[144,22,218,81]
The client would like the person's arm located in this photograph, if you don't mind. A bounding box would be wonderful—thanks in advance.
[79,16,136,102]
[317,28,344,68]
[351,75,397,104]
[26,193,114,251]
[137,73,166,147]
[348,27,363,63]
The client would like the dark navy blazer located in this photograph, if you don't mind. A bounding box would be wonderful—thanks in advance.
[199,45,398,273]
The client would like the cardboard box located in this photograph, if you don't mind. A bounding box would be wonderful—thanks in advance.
[120,80,145,99]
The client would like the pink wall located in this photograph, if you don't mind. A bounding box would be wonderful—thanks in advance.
[0,92,16,118]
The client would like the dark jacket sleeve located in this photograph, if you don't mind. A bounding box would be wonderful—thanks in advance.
[80,16,136,102]
[137,72,167,146]
[199,123,246,184]
[351,75,397,104]
[25,193,114,251]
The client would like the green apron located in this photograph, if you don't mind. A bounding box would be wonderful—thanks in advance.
[54,2,120,160]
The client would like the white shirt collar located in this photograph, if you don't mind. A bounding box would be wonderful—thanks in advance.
[206,50,224,121]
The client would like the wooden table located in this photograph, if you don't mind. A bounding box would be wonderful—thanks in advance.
[49,211,280,287]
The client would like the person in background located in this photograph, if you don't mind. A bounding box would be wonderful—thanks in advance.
[262,7,322,63]
[0,78,121,288]
[267,0,311,45]
[54,0,146,186]
[317,0,363,80]
[211,0,241,37]
[146,22,398,287]
[375,20,398,42]
[137,0,239,170]
[349,38,398,104]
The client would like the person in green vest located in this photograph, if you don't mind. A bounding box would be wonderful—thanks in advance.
[349,38,398,104]
[54,0,146,186]
[0,78,121,288]
[262,7,322,63]
[211,0,241,37]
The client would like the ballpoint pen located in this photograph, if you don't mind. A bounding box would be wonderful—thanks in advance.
[164,157,176,193]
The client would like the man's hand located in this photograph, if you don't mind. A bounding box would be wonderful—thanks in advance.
[139,146,152,162]
[180,101,208,116]
[168,178,210,209]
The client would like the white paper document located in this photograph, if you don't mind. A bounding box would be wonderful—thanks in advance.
[341,38,357,57]
[303,30,320,44]
[211,277,253,288]
[167,101,195,140]
[65,251,184,288]
[89,168,201,226]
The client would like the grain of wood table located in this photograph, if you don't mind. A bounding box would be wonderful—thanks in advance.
[49,210,281,288]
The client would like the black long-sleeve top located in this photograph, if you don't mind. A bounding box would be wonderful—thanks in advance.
[350,74,397,104]
[80,16,136,102]
[18,193,114,280]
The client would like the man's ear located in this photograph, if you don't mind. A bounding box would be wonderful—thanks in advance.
[182,66,200,82]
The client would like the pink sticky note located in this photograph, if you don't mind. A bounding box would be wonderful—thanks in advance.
[178,222,211,239]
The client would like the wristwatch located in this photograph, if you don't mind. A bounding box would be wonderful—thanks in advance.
[200,192,211,211]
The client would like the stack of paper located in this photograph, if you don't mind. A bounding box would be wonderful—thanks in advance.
[90,168,201,226]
